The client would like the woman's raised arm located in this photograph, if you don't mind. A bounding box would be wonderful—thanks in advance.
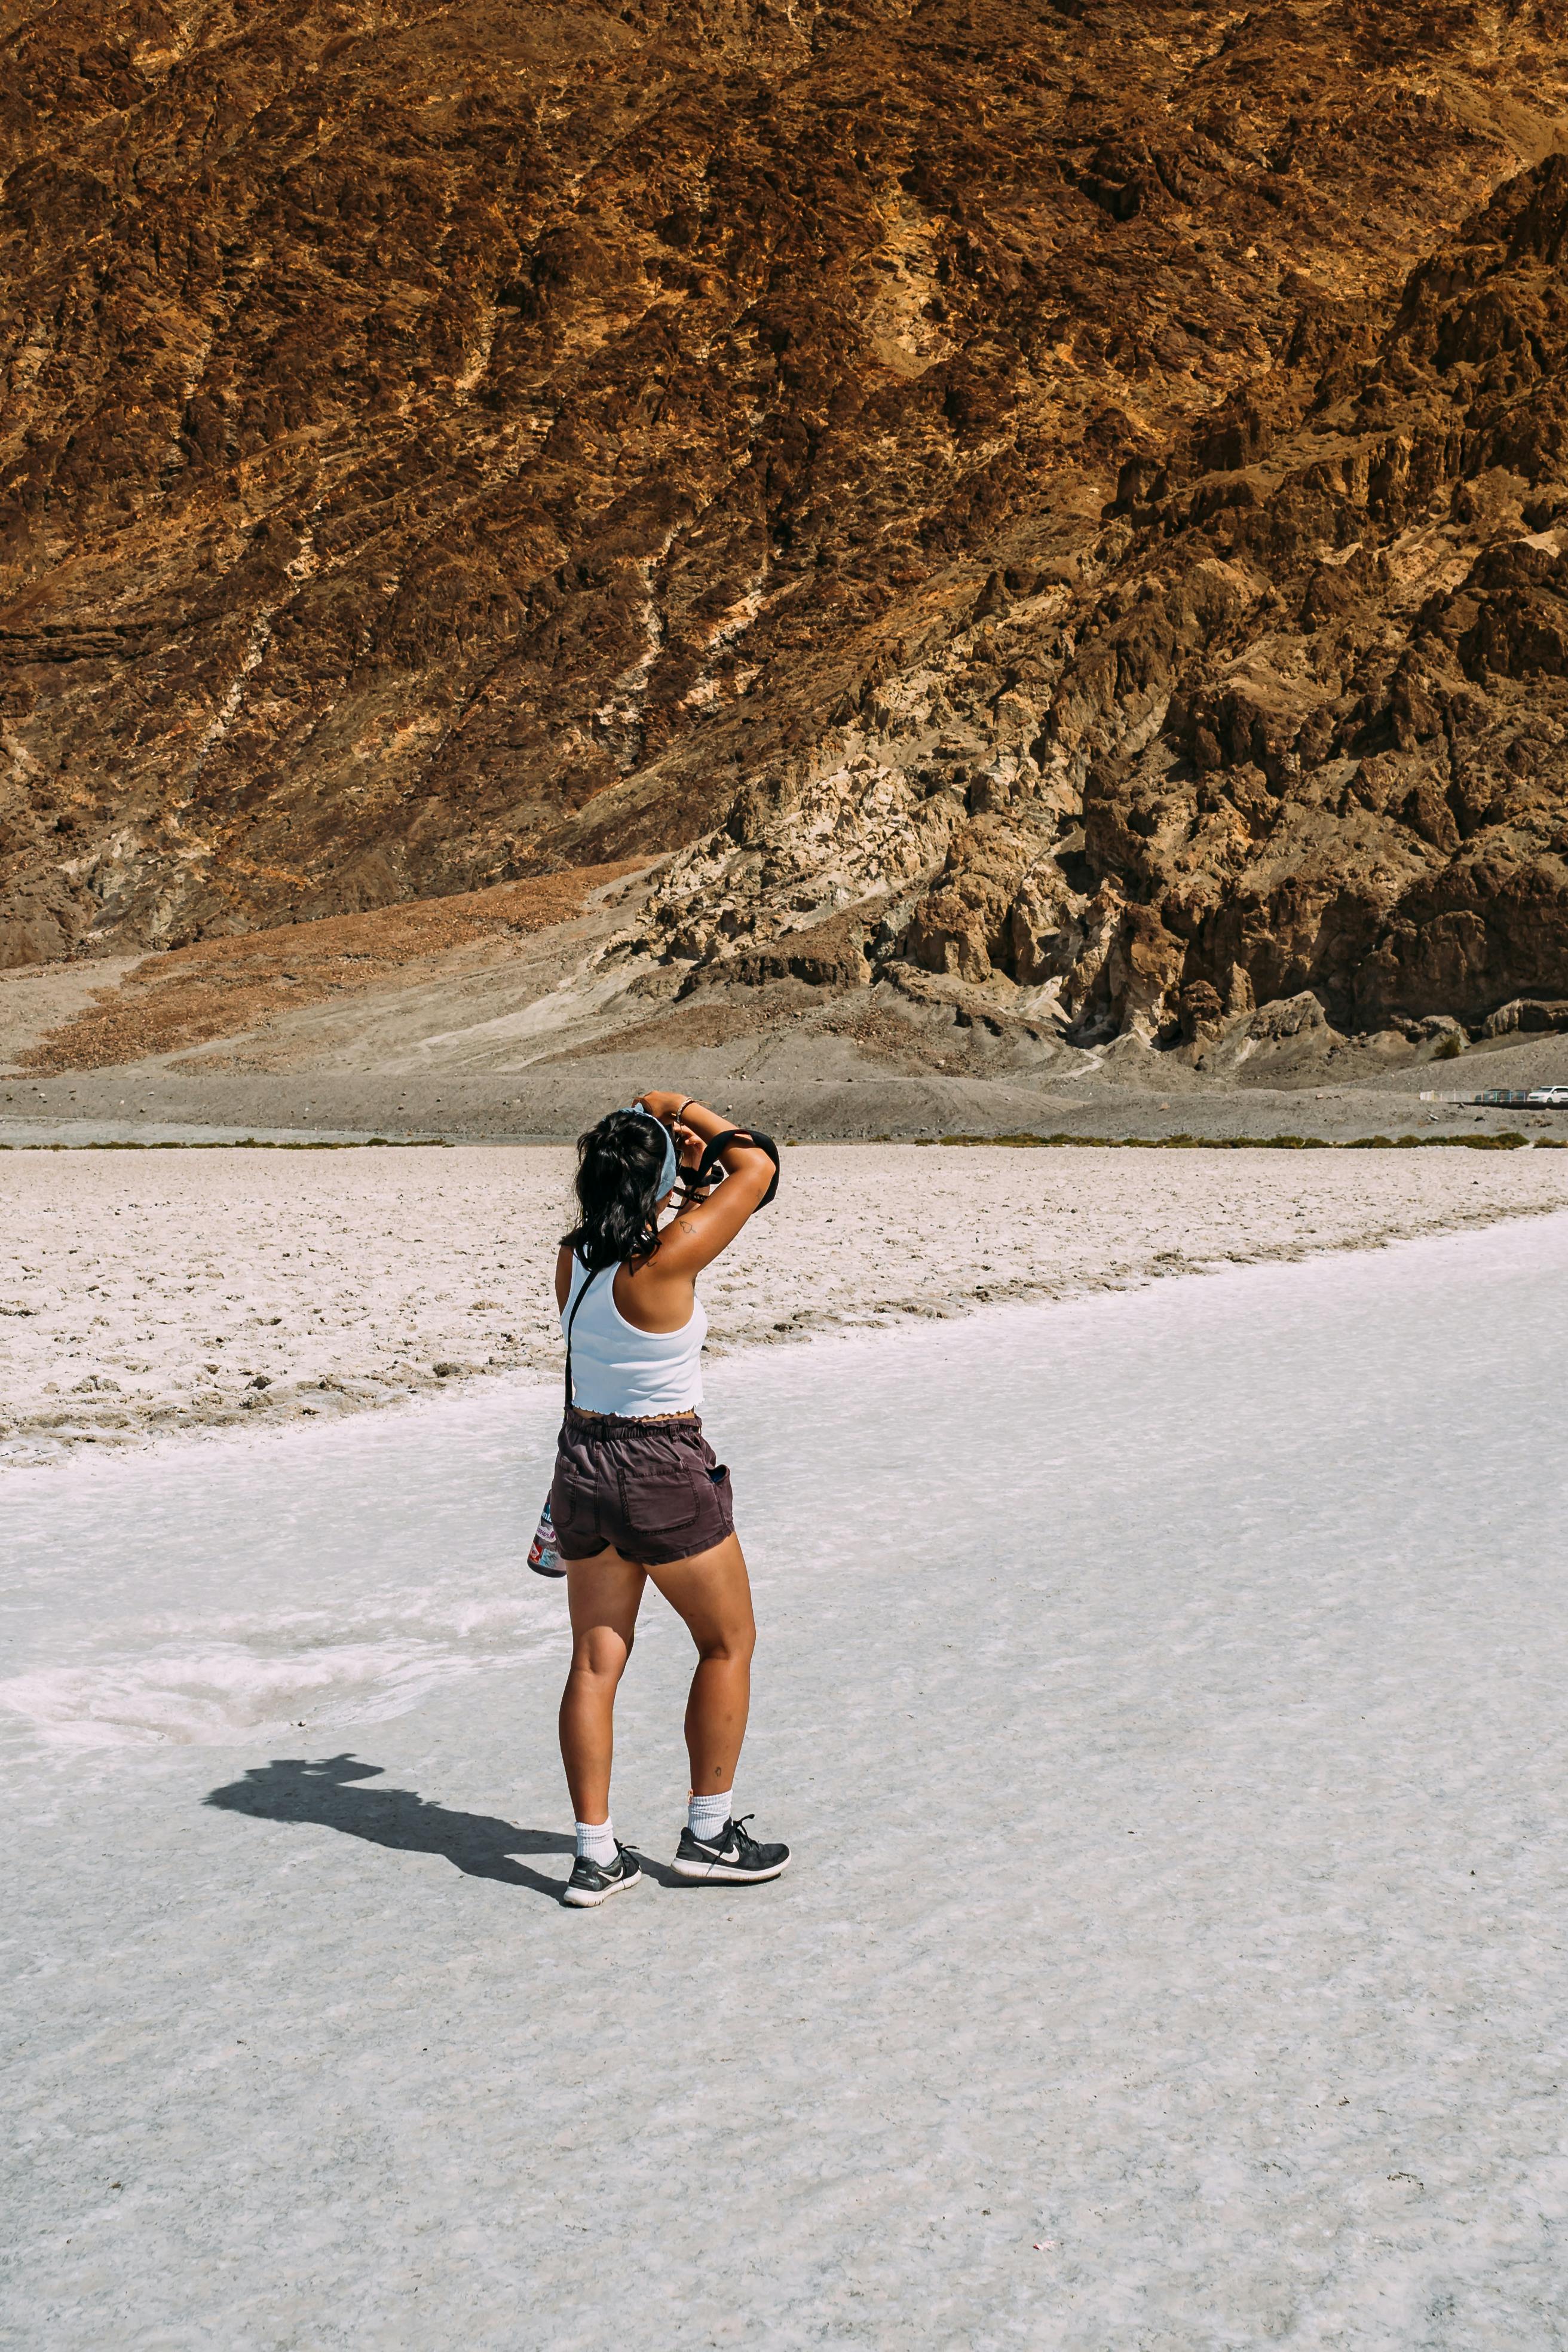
[636,1092,775,1273]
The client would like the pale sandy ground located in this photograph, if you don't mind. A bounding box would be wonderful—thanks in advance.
[6,1146,1568,1468]
[5,1218,1568,2346]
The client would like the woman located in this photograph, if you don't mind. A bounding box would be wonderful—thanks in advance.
[550,1089,791,1907]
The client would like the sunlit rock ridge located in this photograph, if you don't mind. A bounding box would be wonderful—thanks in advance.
[4,0,1568,1042]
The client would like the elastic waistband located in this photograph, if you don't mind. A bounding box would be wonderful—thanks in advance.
[564,1404,701,1435]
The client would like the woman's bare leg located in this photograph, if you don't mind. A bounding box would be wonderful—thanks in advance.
[559,1547,646,1823]
[644,1533,757,1797]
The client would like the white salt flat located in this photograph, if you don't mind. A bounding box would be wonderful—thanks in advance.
[4,1215,1568,2348]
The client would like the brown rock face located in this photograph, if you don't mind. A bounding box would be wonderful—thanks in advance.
[1046,157,1568,1036]
[4,0,1568,1044]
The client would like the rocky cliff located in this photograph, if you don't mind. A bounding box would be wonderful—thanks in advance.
[4,0,1568,1045]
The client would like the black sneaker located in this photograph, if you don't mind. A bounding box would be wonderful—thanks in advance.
[672,1814,791,1884]
[562,1842,642,1908]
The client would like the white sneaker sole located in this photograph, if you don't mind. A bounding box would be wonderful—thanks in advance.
[671,1852,792,1884]
[562,1861,642,1907]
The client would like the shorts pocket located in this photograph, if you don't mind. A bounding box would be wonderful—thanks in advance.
[550,1465,601,1541]
[623,1463,701,1535]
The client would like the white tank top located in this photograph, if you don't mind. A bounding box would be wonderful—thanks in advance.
[564,1254,706,1416]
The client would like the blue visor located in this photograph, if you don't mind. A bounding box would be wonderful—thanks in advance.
[618,1106,679,1200]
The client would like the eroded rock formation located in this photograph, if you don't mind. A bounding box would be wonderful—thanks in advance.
[642,148,1568,1043]
[4,0,1568,1046]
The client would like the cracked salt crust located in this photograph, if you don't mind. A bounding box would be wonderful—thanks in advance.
[4,1144,1568,1468]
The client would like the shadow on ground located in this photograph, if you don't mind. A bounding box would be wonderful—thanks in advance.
[204,1753,684,1900]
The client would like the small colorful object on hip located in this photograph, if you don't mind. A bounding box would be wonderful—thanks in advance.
[528,1500,566,1578]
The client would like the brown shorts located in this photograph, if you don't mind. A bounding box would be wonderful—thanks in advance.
[550,1404,736,1567]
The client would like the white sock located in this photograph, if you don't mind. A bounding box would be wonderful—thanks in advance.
[576,1817,616,1866]
[688,1789,731,1845]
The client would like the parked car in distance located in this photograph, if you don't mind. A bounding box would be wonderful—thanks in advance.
[1526,1087,1568,1105]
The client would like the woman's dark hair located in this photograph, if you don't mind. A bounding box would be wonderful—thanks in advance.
[561,1110,672,1271]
